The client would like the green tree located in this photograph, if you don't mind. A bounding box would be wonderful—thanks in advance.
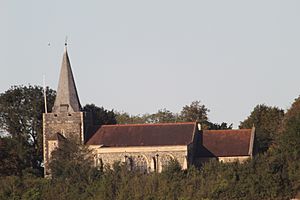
[240,104,284,154]
[0,137,31,176]
[147,108,177,123]
[180,100,210,124]
[205,121,233,130]
[49,137,98,185]
[0,85,55,175]
[83,104,117,125]
[275,97,300,194]
[115,112,148,124]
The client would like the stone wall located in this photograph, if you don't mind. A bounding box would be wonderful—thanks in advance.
[43,112,84,176]
[89,145,189,172]
[195,155,250,165]
[218,156,250,163]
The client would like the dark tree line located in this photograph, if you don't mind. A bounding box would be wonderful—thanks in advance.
[116,100,232,130]
[240,104,284,154]
[0,85,56,176]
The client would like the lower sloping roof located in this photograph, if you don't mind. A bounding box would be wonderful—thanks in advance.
[198,129,254,157]
[86,122,196,147]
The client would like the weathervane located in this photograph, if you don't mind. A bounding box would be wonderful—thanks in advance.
[65,36,68,48]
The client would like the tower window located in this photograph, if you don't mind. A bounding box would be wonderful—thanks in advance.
[60,104,69,112]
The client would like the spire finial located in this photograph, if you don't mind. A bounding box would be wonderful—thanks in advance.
[64,36,68,50]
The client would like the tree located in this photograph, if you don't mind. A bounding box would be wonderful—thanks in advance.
[115,112,148,124]
[275,97,300,193]
[240,104,284,154]
[83,104,117,125]
[49,137,97,184]
[0,85,56,174]
[116,109,177,124]
[180,101,209,123]
[0,137,31,176]
[48,137,100,199]
[205,122,233,130]
[147,108,177,123]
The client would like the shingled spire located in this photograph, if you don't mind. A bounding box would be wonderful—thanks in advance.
[52,47,81,113]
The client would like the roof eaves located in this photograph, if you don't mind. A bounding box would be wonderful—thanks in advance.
[248,126,255,156]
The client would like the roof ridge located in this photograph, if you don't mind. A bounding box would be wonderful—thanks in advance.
[204,129,252,132]
[102,122,196,127]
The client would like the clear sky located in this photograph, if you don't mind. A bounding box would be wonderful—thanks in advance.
[1,1,300,127]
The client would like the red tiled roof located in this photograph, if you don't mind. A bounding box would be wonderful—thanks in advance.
[198,129,253,157]
[86,122,196,147]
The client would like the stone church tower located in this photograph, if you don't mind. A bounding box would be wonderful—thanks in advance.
[43,47,84,176]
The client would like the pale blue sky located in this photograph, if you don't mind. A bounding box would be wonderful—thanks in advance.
[1,1,300,127]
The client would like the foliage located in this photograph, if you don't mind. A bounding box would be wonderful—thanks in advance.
[116,101,232,129]
[240,104,284,154]
[147,108,177,123]
[49,137,98,184]
[83,104,117,125]
[0,155,296,200]
[205,121,233,130]
[0,137,32,176]
[0,85,56,175]
[274,97,300,193]
[161,159,182,175]
[180,100,209,123]
[115,112,148,124]
[116,109,178,124]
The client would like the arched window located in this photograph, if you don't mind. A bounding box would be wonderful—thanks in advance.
[158,154,174,172]
[133,155,148,173]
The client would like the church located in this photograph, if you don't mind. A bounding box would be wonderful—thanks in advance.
[43,47,255,176]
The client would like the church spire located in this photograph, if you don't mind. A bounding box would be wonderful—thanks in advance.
[52,47,81,113]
